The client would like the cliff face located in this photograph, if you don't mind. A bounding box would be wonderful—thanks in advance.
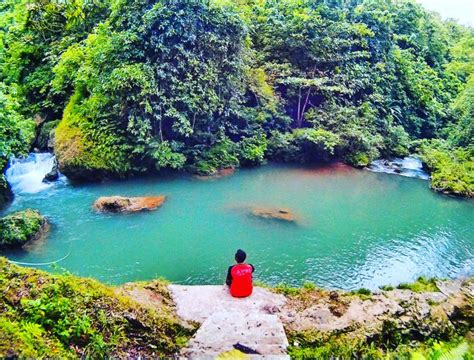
[0,257,472,359]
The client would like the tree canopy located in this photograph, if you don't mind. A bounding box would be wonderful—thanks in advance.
[0,0,472,195]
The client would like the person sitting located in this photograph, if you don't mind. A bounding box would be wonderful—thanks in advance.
[226,249,254,298]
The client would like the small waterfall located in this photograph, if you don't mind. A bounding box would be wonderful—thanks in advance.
[367,156,429,180]
[5,153,62,194]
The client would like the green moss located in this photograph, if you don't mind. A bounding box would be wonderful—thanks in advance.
[350,287,373,300]
[0,209,46,248]
[287,328,473,359]
[0,257,194,358]
[398,276,440,293]
[274,283,302,296]
[287,330,385,359]
[55,91,132,180]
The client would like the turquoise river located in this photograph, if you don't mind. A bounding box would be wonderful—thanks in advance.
[1,157,473,290]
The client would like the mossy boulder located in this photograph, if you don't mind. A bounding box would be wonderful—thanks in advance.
[251,207,298,222]
[54,92,133,180]
[0,209,48,248]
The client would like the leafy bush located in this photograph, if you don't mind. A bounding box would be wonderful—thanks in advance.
[0,209,45,248]
[0,0,472,198]
[237,133,268,166]
[418,140,473,197]
[191,137,240,175]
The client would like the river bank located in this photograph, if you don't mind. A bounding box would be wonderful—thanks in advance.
[1,257,472,359]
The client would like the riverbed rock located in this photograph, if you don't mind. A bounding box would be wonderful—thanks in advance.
[42,159,59,183]
[0,175,13,208]
[194,167,236,180]
[0,209,49,248]
[93,196,166,213]
[251,207,297,222]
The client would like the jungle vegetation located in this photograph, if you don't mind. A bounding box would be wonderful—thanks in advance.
[0,0,472,196]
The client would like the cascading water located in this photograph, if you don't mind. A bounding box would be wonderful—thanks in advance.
[367,156,429,180]
[5,153,63,194]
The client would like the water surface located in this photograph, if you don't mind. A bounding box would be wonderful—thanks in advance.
[2,161,473,290]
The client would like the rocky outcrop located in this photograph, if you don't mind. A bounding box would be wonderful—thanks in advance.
[251,207,298,222]
[0,175,13,208]
[93,196,166,213]
[0,209,49,248]
[35,119,60,151]
[168,285,289,359]
[42,158,59,183]
[280,278,474,347]
[55,115,133,181]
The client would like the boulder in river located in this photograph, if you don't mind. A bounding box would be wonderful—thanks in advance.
[93,196,166,213]
[0,209,49,248]
[42,158,60,183]
[0,175,13,208]
[251,207,297,222]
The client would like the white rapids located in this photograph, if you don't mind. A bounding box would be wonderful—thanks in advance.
[5,153,63,194]
[367,156,429,180]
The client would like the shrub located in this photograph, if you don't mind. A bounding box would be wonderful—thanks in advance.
[418,140,473,197]
[238,133,268,166]
[0,209,46,248]
[397,276,440,293]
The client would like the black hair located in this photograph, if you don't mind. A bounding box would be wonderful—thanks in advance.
[235,249,246,263]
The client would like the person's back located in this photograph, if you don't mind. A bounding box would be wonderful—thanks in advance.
[226,249,254,298]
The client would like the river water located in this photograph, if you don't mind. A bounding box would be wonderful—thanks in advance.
[1,154,473,290]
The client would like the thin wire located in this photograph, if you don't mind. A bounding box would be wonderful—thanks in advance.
[9,251,71,266]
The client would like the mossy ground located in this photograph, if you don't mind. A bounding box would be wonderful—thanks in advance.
[0,258,194,358]
[278,279,473,359]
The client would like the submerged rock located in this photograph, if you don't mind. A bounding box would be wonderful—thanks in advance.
[251,207,297,222]
[194,167,235,180]
[0,209,49,248]
[93,196,166,213]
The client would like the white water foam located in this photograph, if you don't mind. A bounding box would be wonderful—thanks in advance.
[5,153,62,194]
[367,156,429,180]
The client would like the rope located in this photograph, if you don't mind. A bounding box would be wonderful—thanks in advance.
[9,251,71,266]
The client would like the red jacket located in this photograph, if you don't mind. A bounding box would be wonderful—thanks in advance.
[227,263,254,298]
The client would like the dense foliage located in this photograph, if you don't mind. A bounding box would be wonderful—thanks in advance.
[0,0,472,195]
[0,258,194,358]
[0,209,45,248]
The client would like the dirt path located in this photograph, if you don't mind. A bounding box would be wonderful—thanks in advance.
[169,285,290,359]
